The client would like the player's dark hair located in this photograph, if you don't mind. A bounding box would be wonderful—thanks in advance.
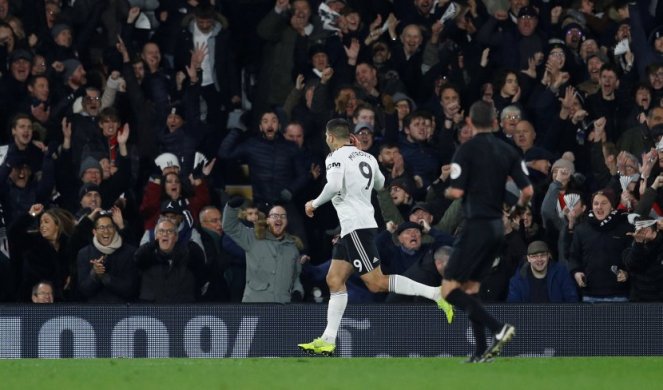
[469,100,495,129]
[326,118,350,139]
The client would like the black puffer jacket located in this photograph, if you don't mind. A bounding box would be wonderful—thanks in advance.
[218,130,308,205]
[134,241,206,303]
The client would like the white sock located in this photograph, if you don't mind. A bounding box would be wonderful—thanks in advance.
[389,274,441,301]
[321,291,348,344]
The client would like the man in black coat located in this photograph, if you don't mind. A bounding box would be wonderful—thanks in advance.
[77,212,138,303]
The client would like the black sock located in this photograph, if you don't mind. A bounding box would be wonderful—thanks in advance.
[446,289,503,333]
[470,319,487,356]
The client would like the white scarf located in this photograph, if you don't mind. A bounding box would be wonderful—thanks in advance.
[93,233,123,255]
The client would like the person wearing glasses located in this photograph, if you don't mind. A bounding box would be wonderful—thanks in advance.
[222,198,305,304]
[134,217,206,303]
[77,211,137,303]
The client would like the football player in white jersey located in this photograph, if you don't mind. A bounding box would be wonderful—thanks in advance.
[298,118,453,356]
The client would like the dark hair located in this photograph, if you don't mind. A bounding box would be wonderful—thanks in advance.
[403,110,432,129]
[439,83,461,100]
[326,118,351,139]
[599,63,619,77]
[379,142,399,152]
[469,100,496,129]
[160,171,192,201]
[27,74,48,88]
[592,188,617,208]
[194,4,216,19]
[493,68,518,93]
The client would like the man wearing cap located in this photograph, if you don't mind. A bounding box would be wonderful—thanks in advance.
[377,219,453,284]
[0,151,55,225]
[377,176,416,222]
[353,122,379,156]
[77,183,102,215]
[507,240,578,303]
[0,49,33,127]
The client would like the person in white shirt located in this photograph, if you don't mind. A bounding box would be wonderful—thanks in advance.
[298,118,451,356]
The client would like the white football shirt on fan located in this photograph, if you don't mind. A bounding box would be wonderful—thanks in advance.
[312,145,385,237]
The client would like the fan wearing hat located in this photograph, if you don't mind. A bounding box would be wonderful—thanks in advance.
[77,183,102,216]
[8,48,33,83]
[542,160,587,265]
[2,150,55,225]
[376,176,416,225]
[375,220,453,279]
[507,240,578,303]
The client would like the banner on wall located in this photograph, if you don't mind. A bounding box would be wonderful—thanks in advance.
[1,304,662,358]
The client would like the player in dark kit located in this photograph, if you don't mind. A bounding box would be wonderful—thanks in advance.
[442,101,533,362]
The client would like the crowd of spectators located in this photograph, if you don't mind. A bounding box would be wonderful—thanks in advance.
[1,0,663,304]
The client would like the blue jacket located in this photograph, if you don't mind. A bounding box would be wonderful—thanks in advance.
[507,261,579,303]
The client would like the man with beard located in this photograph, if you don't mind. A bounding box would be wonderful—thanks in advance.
[222,200,304,303]
[77,212,138,303]
[218,110,309,247]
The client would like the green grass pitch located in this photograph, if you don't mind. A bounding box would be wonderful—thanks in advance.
[1,357,661,389]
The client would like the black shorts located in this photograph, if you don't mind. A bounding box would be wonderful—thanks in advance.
[331,228,381,275]
[444,219,504,282]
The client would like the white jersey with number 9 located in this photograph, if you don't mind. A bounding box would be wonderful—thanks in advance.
[314,145,385,237]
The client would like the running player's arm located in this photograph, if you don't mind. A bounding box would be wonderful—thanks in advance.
[311,166,343,208]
